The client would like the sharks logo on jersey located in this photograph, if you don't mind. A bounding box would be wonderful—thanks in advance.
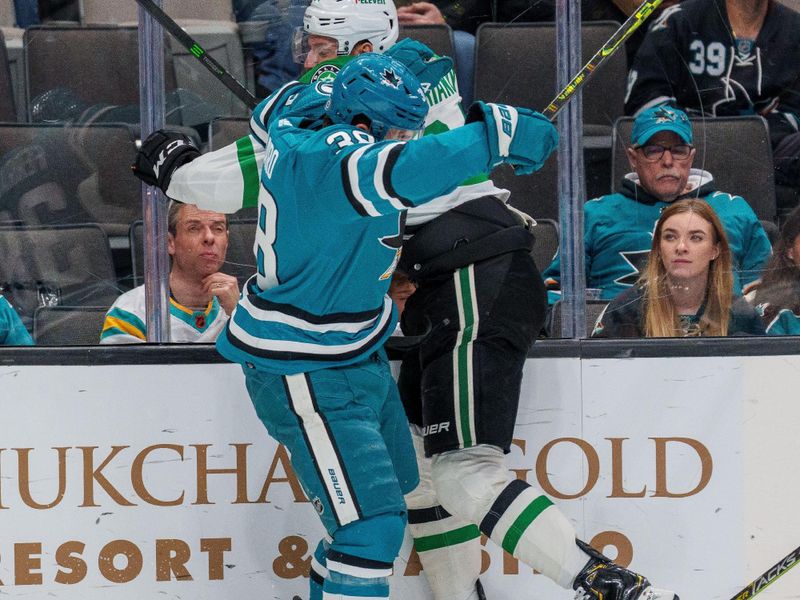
[379,212,406,280]
[615,249,651,287]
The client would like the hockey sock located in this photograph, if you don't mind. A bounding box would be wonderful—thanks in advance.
[322,513,406,599]
[406,428,483,600]
[309,538,329,600]
[478,479,587,589]
[431,445,587,589]
[409,505,483,600]
[323,549,392,599]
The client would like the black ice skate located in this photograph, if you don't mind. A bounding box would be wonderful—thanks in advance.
[572,539,679,600]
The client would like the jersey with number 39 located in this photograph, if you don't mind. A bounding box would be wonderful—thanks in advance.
[625,0,800,140]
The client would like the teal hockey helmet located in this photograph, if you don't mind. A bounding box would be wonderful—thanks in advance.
[325,53,428,141]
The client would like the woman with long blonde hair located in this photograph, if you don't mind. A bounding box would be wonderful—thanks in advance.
[593,199,764,337]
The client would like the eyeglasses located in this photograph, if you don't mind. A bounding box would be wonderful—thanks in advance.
[637,143,693,162]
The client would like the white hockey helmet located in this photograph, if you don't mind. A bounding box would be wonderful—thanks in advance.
[302,0,399,55]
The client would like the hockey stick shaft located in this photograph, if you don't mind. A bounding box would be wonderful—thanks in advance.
[542,0,665,121]
[728,544,800,600]
[134,0,259,110]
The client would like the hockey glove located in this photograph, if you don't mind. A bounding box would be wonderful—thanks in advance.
[466,101,558,175]
[131,129,200,193]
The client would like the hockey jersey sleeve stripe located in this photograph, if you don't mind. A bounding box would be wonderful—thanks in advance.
[341,145,381,217]
[236,136,261,209]
[378,144,415,209]
[101,314,146,341]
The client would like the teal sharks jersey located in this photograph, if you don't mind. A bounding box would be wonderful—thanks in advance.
[214,117,496,373]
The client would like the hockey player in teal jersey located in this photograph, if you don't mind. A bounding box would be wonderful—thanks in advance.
[542,105,771,306]
[131,53,558,600]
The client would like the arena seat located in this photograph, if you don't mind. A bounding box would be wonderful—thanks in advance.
[0,224,119,329]
[130,219,257,288]
[80,1,249,119]
[548,299,609,338]
[399,24,455,64]
[0,123,141,237]
[208,116,249,150]
[0,0,12,25]
[23,25,178,118]
[611,115,778,223]
[33,305,109,345]
[475,22,626,220]
[531,218,559,273]
[0,28,16,121]
[80,0,235,24]
[474,22,626,133]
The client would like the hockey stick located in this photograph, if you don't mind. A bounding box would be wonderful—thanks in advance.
[133,0,259,110]
[728,544,800,600]
[541,0,665,121]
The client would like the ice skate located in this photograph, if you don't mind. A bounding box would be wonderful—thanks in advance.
[573,539,679,600]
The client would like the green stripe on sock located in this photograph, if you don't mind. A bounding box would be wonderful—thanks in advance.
[236,136,260,208]
[502,495,554,555]
[414,525,481,553]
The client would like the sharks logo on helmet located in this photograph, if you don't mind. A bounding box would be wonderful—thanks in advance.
[326,53,428,141]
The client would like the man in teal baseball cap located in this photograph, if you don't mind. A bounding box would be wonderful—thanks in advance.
[542,102,771,304]
[630,104,693,148]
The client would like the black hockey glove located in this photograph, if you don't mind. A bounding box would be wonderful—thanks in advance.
[131,129,200,193]
[466,101,558,175]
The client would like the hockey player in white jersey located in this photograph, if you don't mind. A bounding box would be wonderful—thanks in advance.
[131,53,560,600]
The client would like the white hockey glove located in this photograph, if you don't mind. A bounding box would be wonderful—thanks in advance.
[132,129,200,193]
[466,101,558,175]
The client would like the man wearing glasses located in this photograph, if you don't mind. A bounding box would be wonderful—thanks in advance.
[542,105,771,304]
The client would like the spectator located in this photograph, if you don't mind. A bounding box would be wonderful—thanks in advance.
[0,294,34,345]
[750,205,800,335]
[0,135,94,227]
[235,0,306,98]
[100,202,238,343]
[542,105,771,304]
[592,198,764,337]
[12,0,39,27]
[624,0,800,211]
[581,0,684,64]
